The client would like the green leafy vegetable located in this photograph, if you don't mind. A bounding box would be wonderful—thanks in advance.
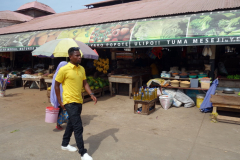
[218,17,240,32]
[133,18,188,40]
[227,74,240,79]
[190,15,212,31]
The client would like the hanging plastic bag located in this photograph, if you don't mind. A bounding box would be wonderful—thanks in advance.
[202,46,208,56]
[208,47,212,56]
[218,62,228,76]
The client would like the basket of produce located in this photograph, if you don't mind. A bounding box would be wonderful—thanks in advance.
[180,81,190,88]
[198,74,207,78]
[48,74,54,78]
[189,73,197,78]
[200,77,211,82]
[179,73,188,78]
[172,73,179,77]
[170,80,180,87]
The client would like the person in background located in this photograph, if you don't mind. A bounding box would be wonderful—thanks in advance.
[134,54,144,68]
[150,61,159,78]
[34,59,45,69]
[55,47,97,160]
[50,61,68,130]
[86,59,95,76]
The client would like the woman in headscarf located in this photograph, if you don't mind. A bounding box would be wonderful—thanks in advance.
[50,61,68,130]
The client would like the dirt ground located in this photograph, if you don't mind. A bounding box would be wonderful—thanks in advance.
[0,87,240,160]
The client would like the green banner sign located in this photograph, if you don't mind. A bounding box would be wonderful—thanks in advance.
[1,9,240,51]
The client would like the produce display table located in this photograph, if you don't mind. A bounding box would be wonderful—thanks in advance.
[162,86,208,90]
[162,77,190,81]
[211,91,240,124]
[82,88,103,103]
[8,77,22,87]
[102,86,109,96]
[109,74,146,98]
[43,78,53,88]
[150,85,208,91]
[22,78,45,91]
[134,98,158,115]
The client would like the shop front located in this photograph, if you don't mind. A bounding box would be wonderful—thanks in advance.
[1,9,240,122]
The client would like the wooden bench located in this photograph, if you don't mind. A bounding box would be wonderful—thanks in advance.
[211,94,240,124]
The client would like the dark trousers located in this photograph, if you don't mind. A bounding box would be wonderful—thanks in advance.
[62,103,87,156]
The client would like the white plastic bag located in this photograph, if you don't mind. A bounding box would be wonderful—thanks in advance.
[159,95,173,110]
[173,98,182,108]
[175,89,195,108]
[162,89,182,107]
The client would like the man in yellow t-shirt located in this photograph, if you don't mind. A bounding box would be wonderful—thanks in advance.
[55,47,97,160]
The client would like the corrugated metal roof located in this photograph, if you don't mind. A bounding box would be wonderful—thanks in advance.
[84,0,120,6]
[0,10,33,22]
[1,0,240,35]
[16,1,56,14]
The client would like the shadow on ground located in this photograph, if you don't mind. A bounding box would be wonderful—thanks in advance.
[72,128,119,155]
[85,128,119,155]
[5,93,23,97]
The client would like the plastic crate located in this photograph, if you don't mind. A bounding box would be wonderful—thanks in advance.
[190,78,199,88]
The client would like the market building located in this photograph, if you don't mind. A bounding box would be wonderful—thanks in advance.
[1,0,240,123]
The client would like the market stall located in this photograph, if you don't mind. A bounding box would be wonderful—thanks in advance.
[0,6,240,121]
[109,74,141,98]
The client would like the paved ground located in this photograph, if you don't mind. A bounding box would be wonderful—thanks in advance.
[0,88,240,160]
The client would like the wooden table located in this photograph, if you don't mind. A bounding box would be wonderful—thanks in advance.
[43,78,53,88]
[22,78,45,91]
[211,91,240,124]
[109,74,144,99]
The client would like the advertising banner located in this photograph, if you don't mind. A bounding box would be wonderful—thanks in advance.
[1,9,240,51]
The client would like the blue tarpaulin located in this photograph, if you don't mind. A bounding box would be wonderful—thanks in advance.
[200,79,219,113]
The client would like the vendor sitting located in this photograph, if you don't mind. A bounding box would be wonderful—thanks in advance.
[34,59,45,69]
[150,62,159,78]
[134,54,144,68]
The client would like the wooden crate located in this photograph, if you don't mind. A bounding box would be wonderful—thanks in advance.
[82,88,103,103]
[134,98,158,115]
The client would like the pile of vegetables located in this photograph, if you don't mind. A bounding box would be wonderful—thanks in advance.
[132,18,188,40]
[188,12,240,36]
[82,76,109,92]
[227,74,240,79]
[94,58,109,74]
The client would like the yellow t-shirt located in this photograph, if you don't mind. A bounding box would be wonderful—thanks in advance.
[55,62,86,105]
[150,63,159,75]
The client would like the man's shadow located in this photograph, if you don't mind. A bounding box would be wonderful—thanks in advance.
[75,128,119,155]
[82,115,98,127]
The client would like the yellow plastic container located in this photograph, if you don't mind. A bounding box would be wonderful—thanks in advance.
[196,94,205,108]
